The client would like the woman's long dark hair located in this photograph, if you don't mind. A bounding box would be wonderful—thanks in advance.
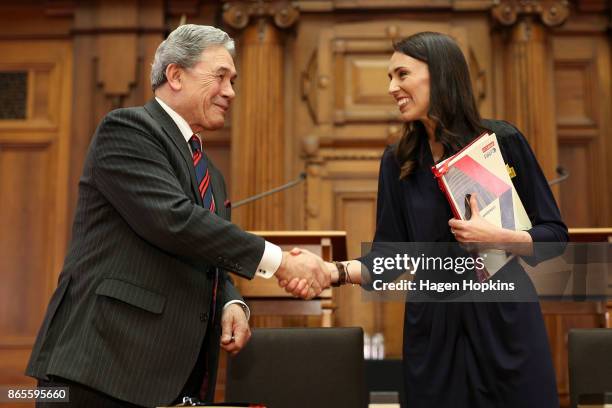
[393,32,485,179]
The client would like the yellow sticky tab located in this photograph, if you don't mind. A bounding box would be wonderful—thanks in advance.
[506,164,516,179]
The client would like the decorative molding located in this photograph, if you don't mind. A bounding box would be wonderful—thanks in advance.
[301,50,319,123]
[70,27,166,35]
[294,0,452,11]
[222,1,299,30]
[491,0,570,27]
[319,149,383,161]
[468,47,487,106]
[575,0,609,13]
[302,134,320,157]
[44,0,76,17]
[166,0,202,16]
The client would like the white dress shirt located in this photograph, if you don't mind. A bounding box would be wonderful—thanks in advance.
[155,97,283,319]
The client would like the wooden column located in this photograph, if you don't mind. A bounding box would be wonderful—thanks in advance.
[492,0,569,181]
[224,1,298,230]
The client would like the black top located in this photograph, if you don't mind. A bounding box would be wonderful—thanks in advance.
[360,120,567,407]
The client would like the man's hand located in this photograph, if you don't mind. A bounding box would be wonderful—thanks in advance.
[280,248,337,298]
[275,248,330,299]
[220,304,251,356]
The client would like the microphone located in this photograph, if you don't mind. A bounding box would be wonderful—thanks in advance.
[548,166,569,186]
[230,172,307,209]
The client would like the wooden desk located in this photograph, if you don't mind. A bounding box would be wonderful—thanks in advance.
[235,230,347,327]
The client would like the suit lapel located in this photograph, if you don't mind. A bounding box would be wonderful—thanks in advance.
[144,99,203,206]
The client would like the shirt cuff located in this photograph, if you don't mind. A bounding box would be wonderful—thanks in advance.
[224,300,250,321]
[255,241,282,279]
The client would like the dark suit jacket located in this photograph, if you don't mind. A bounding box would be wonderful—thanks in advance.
[26,99,265,407]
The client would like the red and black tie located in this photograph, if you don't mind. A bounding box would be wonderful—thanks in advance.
[188,134,218,317]
[188,134,216,213]
[188,135,220,401]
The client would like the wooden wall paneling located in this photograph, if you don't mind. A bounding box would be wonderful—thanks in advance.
[558,139,597,226]
[321,20,469,145]
[67,0,164,238]
[0,39,72,393]
[593,34,611,226]
[326,157,380,333]
[553,35,611,226]
[462,20,492,117]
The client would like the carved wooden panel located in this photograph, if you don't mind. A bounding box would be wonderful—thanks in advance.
[559,141,595,226]
[0,40,72,391]
[553,35,610,227]
[555,60,596,127]
[329,173,379,332]
[301,21,472,146]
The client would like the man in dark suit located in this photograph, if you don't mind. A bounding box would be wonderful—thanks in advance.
[26,24,329,407]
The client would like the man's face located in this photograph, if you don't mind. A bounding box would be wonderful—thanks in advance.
[178,46,237,132]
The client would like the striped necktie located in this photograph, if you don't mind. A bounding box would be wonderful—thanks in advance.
[188,134,216,213]
[187,135,220,403]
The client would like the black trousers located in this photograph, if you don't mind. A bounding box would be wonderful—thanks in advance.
[36,377,145,408]
[35,310,217,407]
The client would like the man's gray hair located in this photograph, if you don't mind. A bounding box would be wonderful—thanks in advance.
[151,24,235,91]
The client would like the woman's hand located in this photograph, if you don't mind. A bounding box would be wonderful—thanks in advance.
[448,193,504,242]
[448,193,533,254]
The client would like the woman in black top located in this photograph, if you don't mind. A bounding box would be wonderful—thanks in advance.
[283,31,566,407]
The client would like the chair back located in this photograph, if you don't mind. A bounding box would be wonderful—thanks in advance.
[226,327,367,408]
[568,328,612,408]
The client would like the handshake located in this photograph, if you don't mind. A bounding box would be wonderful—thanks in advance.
[275,248,335,299]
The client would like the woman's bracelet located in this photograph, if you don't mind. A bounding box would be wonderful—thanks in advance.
[331,261,347,287]
[345,261,353,285]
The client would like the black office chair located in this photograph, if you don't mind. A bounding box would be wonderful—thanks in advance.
[568,328,612,408]
[226,327,367,408]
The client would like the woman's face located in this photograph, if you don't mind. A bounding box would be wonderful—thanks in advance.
[388,51,430,123]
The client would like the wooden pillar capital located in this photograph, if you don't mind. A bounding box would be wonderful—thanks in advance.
[242,18,283,46]
[492,0,570,28]
[495,1,561,184]
[222,0,299,32]
[509,16,546,42]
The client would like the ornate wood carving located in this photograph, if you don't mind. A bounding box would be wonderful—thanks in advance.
[492,0,570,27]
[301,50,319,123]
[223,0,299,30]
[468,47,487,107]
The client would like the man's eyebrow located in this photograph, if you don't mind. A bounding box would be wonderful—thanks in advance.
[216,66,238,79]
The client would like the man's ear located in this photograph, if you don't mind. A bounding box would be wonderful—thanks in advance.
[165,63,183,91]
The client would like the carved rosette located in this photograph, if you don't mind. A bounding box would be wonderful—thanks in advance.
[223,1,299,30]
[491,0,570,27]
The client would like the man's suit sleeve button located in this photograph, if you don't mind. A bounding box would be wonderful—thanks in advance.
[200,313,208,323]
